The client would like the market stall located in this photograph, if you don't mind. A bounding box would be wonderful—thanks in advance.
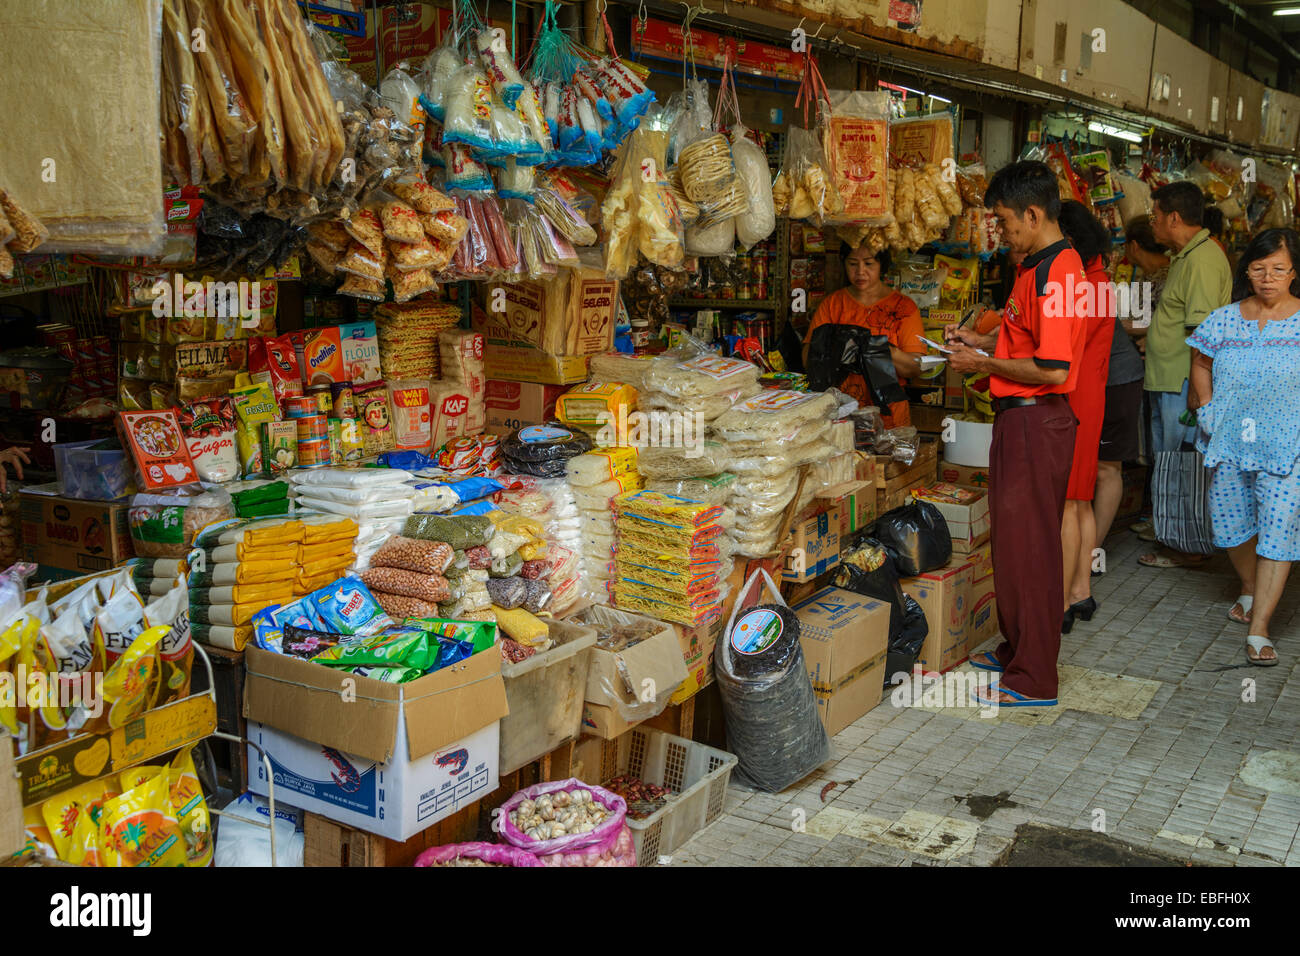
[2,0,1296,869]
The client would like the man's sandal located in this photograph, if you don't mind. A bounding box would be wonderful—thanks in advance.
[1245,635,1278,667]
[1229,595,1253,625]
[973,683,1058,707]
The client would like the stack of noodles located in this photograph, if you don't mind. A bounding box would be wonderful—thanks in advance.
[374,300,462,380]
[612,490,733,628]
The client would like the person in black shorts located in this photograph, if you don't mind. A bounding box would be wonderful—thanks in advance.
[1093,227,1152,549]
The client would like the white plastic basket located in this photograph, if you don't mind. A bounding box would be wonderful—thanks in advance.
[609,728,737,866]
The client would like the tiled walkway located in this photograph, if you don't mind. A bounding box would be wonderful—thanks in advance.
[669,531,1300,867]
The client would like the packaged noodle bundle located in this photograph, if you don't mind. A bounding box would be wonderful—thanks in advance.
[588,352,656,392]
[644,353,760,400]
[614,490,724,529]
[710,389,837,442]
[555,382,638,428]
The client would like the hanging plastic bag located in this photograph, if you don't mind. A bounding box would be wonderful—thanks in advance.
[442,63,496,151]
[732,126,775,248]
[476,29,526,108]
[822,89,892,224]
[419,34,465,123]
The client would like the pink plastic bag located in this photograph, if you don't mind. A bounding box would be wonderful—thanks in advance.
[498,779,636,866]
[414,842,543,867]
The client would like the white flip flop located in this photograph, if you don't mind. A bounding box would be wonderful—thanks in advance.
[1228,595,1253,624]
[1245,635,1278,667]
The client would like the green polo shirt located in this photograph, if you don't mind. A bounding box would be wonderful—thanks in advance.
[1144,229,1232,392]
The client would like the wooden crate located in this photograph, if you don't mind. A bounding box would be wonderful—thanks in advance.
[872,444,941,515]
[304,803,480,868]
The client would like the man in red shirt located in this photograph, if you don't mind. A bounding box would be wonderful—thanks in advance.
[946,161,1087,707]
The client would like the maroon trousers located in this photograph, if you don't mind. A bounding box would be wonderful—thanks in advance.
[990,397,1077,700]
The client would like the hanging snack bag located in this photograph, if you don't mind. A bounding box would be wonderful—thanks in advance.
[117,410,201,491]
[179,397,239,483]
[822,90,891,224]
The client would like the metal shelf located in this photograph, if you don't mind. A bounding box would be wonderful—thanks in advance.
[668,298,778,309]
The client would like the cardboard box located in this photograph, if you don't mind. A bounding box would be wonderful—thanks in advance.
[914,485,990,553]
[484,379,569,431]
[939,460,991,491]
[243,644,508,841]
[669,617,723,705]
[820,478,877,539]
[0,744,19,858]
[783,505,841,582]
[966,541,993,582]
[19,491,134,581]
[968,575,998,652]
[815,658,888,736]
[909,403,948,434]
[479,268,617,357]
[481,344,590,385]
[581,607,689,739]
[901,558,974,673]
[248,720,499,844]
[792,587,891,691]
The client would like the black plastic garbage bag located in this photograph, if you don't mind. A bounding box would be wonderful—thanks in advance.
[806,325,906,408]
[832,538,906,636]
[872,501,952,577]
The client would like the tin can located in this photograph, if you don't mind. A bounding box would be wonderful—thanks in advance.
[306,383,333,415]
[283,395,317,418]
[330,380,356,419]
[327,418,344,463]
[296,414,328,442]
[296,437,331,469]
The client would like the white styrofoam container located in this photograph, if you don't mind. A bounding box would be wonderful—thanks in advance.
[942,419,993,468]
[247,719,500,842]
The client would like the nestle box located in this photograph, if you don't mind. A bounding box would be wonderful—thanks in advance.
[485,380,570,431]
[939,460,991,491]
[242,645,508,841]
[783,505,842,582]
[968,575,998,652]
[19,490,134,582]
[901,558,974,673]
[580,606,688,739]
[914,485,990,553]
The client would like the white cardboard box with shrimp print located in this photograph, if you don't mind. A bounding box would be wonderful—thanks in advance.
[244,645,508,841]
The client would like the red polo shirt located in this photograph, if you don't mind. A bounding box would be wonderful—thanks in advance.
[991,239,1088,398]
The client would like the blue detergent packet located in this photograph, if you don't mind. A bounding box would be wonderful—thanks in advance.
[446,476,504,504]
[310,576,393,636]
[252,605,285,654]
[448,498,496,517]
[274,596,326,631]
[432,636,475,671]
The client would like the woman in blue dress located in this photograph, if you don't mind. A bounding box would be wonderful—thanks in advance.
[1187,228,1300,666]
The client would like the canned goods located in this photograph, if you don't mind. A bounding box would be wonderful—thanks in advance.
[297,437,331,468]
[296,414,328,442]
[306,383,333,415]
[630,319,650,350]
[283,395,317,418]
[327,418,344,463]
[330,380,356,419]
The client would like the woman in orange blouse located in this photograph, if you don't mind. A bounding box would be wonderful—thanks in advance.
[802,244,926,427]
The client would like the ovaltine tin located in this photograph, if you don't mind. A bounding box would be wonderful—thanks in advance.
[283,395,317,418]
[296,437,331,468]
[296,414,328,442]
[330,380,356,419]
[306,383,333,415]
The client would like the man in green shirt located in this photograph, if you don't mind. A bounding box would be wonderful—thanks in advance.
[1140,181,1232,568]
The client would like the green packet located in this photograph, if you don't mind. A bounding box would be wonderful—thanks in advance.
[228,480,290,507]
[237,498,293,518]
[404,617,497,654]
[341,664,424,683]
[311,627,433,671]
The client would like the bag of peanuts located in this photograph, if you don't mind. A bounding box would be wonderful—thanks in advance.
[360,566,453,604]
[370,536,455,575]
